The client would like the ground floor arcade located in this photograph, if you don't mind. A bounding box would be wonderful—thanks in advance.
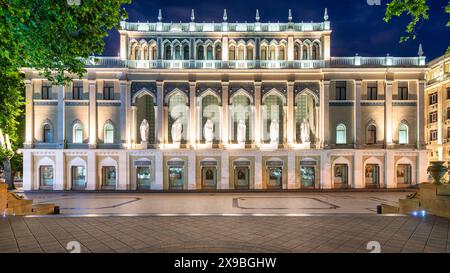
[22,149,428,191]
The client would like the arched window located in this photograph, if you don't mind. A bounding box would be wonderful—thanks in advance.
[183,45,190,60]
[73,123,83,144]
[228,45,236,60]
[206,45,214,60]
[294,45,300,60]
[336,124,346,144]
[312,44,319,60]
[237,45,245,60]
[261,45,268,60]
[367,124,377,145]
[246,45,254,60]
[150,45,157,60]
[164,44,171,60]
[197,45,204,60]
[278,45,286,60]
[302,45,308,60]
[399,123,409,144]
[104,123,114,144]
[174,45,181,60]
[43,124,52,143]
[214,45,222,60]
[269,46,276,60]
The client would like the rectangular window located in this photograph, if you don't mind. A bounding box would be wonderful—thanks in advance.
[72,85,83,100]
[335,81,346,100]
[429,111,438,123]
[429,93,437,105]
[397,164,411,184]
[71,166,86,190]
[447,87,450,100]
[39,166,54,187]
[398,86,408,100]
[430,130,438,141]
[41,86,51,100]
[367,85,378,100]
[334,164,348,185]
[447,108,450,120]
[103,85,114,100]
[447,127,450,139]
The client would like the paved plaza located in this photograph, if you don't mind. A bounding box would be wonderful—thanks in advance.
[0,214,449,253]
[1,192,449,253]
[23,191,412,215]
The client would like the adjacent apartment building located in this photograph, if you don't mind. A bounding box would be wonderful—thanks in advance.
[21,9,429,191]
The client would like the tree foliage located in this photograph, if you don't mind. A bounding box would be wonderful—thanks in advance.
[0,0,130,176]
[384,0,450,53]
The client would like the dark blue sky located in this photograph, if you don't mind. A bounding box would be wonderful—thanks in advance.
[103,0,449,61]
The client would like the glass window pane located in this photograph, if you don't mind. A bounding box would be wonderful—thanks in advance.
[72,166,86,189]
[40,166,54,187]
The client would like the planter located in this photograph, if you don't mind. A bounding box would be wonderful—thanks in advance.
[427,161,448,185]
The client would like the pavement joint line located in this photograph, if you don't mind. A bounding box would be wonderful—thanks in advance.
[20,213,410,218]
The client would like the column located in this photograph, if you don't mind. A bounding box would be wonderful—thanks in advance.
[189,82,197,146]
[120,81,128,148]
[222,36,229,61]
[322,33,331,60]
[88,80,97,148]
[222,82,229,144]
[254,153,262,189]
[320,152,332,189]
[354,80,362,148]
[385,151,395,188]
[118,151,129,190]
[187,150,196,190]
[353,151,364,188]
[287,151,297,189]
[120,33,127,60]
[86,150,97,190]
[22,150,33,190]
[385,80,393,146]
[287,36,294,66]
[417,150,428,184]
[322,80,330,148]
[154,150,163,190]
[287,82,295,145]
[157,37,163,68]
[24,80,34,148]
[54,150,65,190]
[221,153,229,189]
[156,81,164,145]
[254,82,262,145]
[130,106,137,146]
[417,80,425,149]
[56,85,66,148]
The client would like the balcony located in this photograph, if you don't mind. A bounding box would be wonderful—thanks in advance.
[82,56,426,69]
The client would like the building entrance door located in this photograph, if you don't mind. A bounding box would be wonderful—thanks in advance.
[300,166,315,188]
[168,166,184,190]
[137,166,151,190]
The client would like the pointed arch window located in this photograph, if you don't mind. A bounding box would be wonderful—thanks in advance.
[174,45,182,60]
[336,124,346,144]
[294,45,300,60]
[261,45,268,60]
[237,45,245,60]
[214,45,222,60]
[312,44,319,60]
[197,45,204,60]
[367,125,377,145]
[399,123,409,144]
[43,124,52,143]
[246,45,254,60]
[150,45,157,60]
[104,123,114,144]
[278,45,286,60]
[228,45,236,60]
[302,45,308,60]
[269,46,276,60]
[183,45,190,60]
[164,44,171,60]
[73,123,83,144]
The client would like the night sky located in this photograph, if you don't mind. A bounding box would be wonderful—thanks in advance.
[103,0,449,61]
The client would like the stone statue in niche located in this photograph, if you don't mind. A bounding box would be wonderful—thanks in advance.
[140,119,149,143]
[237,119,246,143]
[269,119,279,144]
[203,119,214,143]
[171,115,183,143]
[301,117,310,143]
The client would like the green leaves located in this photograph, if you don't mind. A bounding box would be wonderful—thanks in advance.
[384,0,449,52]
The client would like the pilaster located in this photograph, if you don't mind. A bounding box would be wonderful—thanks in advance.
[385,80,393,146]
[221,82,229,144]
[287,81,295,145]
[120,81,128,148]
[88,80,97,148]
[86,150,97,190]
[254,82,262,145]
[56,85,66,148]
[54,150,65,190]
[24,80,34,148]
[354,80,362,148]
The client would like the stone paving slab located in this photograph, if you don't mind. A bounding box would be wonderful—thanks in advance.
[1,215,449,253]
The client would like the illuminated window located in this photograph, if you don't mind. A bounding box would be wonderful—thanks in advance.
[336,124,346,144]
[399,123,408,144]
[367,125,377,144]
[43,124,52,143]
[104,123,114,144]
[73,123,83,144]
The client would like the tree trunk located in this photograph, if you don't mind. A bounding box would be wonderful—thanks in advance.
[3,160,15,190]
